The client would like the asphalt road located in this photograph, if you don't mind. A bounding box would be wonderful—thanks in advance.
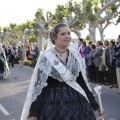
[0,65,120,120]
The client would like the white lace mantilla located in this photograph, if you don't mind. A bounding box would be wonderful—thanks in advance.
[32,48,80,102]
[20,47,91,120]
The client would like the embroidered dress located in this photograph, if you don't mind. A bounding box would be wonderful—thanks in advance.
[0,48,10,78]
[26,48,99,120]
[0,55,5,78]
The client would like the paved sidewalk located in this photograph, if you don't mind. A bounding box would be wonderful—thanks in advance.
[0,64,33,120]
[0,64,120,120]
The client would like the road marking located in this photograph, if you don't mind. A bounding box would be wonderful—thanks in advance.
[0,104,10,115]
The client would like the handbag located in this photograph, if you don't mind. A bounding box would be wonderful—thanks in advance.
[99,60,106,71]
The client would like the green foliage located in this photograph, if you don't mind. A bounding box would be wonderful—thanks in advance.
[29,35,37,43]
[9,23,18,30]
[3,27,10,32]
[116,16,120,23]
[35,8,45,21]
[24,59,32,66]
[94,6,100,13]
[1,0,119,46]
[24,59,37,68]
[88,14,96,21]
[110,5,117,12]
[14,56,23,64]
[84,1,93,12]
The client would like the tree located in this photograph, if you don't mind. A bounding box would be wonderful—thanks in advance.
[0,23,20,45]
[50,1,87,38]
[35,8,52,53]
[97,1,120,41]
[82,0,120,42]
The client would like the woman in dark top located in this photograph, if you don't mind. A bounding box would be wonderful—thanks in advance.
[21,23,104,120]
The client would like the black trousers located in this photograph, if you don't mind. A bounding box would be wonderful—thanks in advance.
[95,67,104,83]
[88,65,97,82]
[108,65,117,84]
[9,55,14,67]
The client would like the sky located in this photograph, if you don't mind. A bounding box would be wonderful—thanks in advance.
[0,0,120,40]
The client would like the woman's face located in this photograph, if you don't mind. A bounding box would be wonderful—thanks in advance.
[109,43,113,48]
[56,26,71,47]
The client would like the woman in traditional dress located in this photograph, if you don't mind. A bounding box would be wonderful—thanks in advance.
[21,23,104,120]
[0,55,5,79]
[0,43,10,79]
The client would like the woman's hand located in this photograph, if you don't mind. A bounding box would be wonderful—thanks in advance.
[27,117,37,120]
[97,108,105,116]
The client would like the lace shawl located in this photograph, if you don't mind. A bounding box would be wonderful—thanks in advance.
[21,47,92,120]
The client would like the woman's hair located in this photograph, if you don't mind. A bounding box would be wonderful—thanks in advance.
[97,41,103,46]
[81,41,86,46]
[104,40,109,46]
[91,43,96,49]
[49,23,68,45]
[79,38,83,41]
[110,40,115,46]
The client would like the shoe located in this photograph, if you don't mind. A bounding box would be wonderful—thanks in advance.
[115,84,118,88]
[110,85,113,88]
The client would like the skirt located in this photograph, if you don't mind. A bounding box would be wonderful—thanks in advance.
[0,59,5,75]
[38,79,96,120]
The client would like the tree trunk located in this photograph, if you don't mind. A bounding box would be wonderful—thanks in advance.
[71,29,81,38]
[23,34,27,59]
[38,29,43,55]
[89,22,96,42]
[99,30,104,41]
[74,31,81,38]
[3,39,6,45]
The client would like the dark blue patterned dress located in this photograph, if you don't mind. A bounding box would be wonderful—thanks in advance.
[28,72,99,120]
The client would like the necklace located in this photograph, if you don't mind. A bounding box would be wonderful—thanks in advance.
[55,48,67,57]
[55,48,67,53]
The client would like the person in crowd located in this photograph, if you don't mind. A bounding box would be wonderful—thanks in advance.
[0,43,6,79]
[0,43,10,79]
[85,41,93,79]
[113,35,120,93]
[26,45,31,60]
[2,45,8,57]
[101,40,110,85]
[80,41,87,69]
[17,46,23,58]
[8,46,15,68]
[21,23,104,120]
[78,38,83,52]
[92,41,104,84]
[109,41,117,88]
[30,43,38,61]
[87,43,97,83]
